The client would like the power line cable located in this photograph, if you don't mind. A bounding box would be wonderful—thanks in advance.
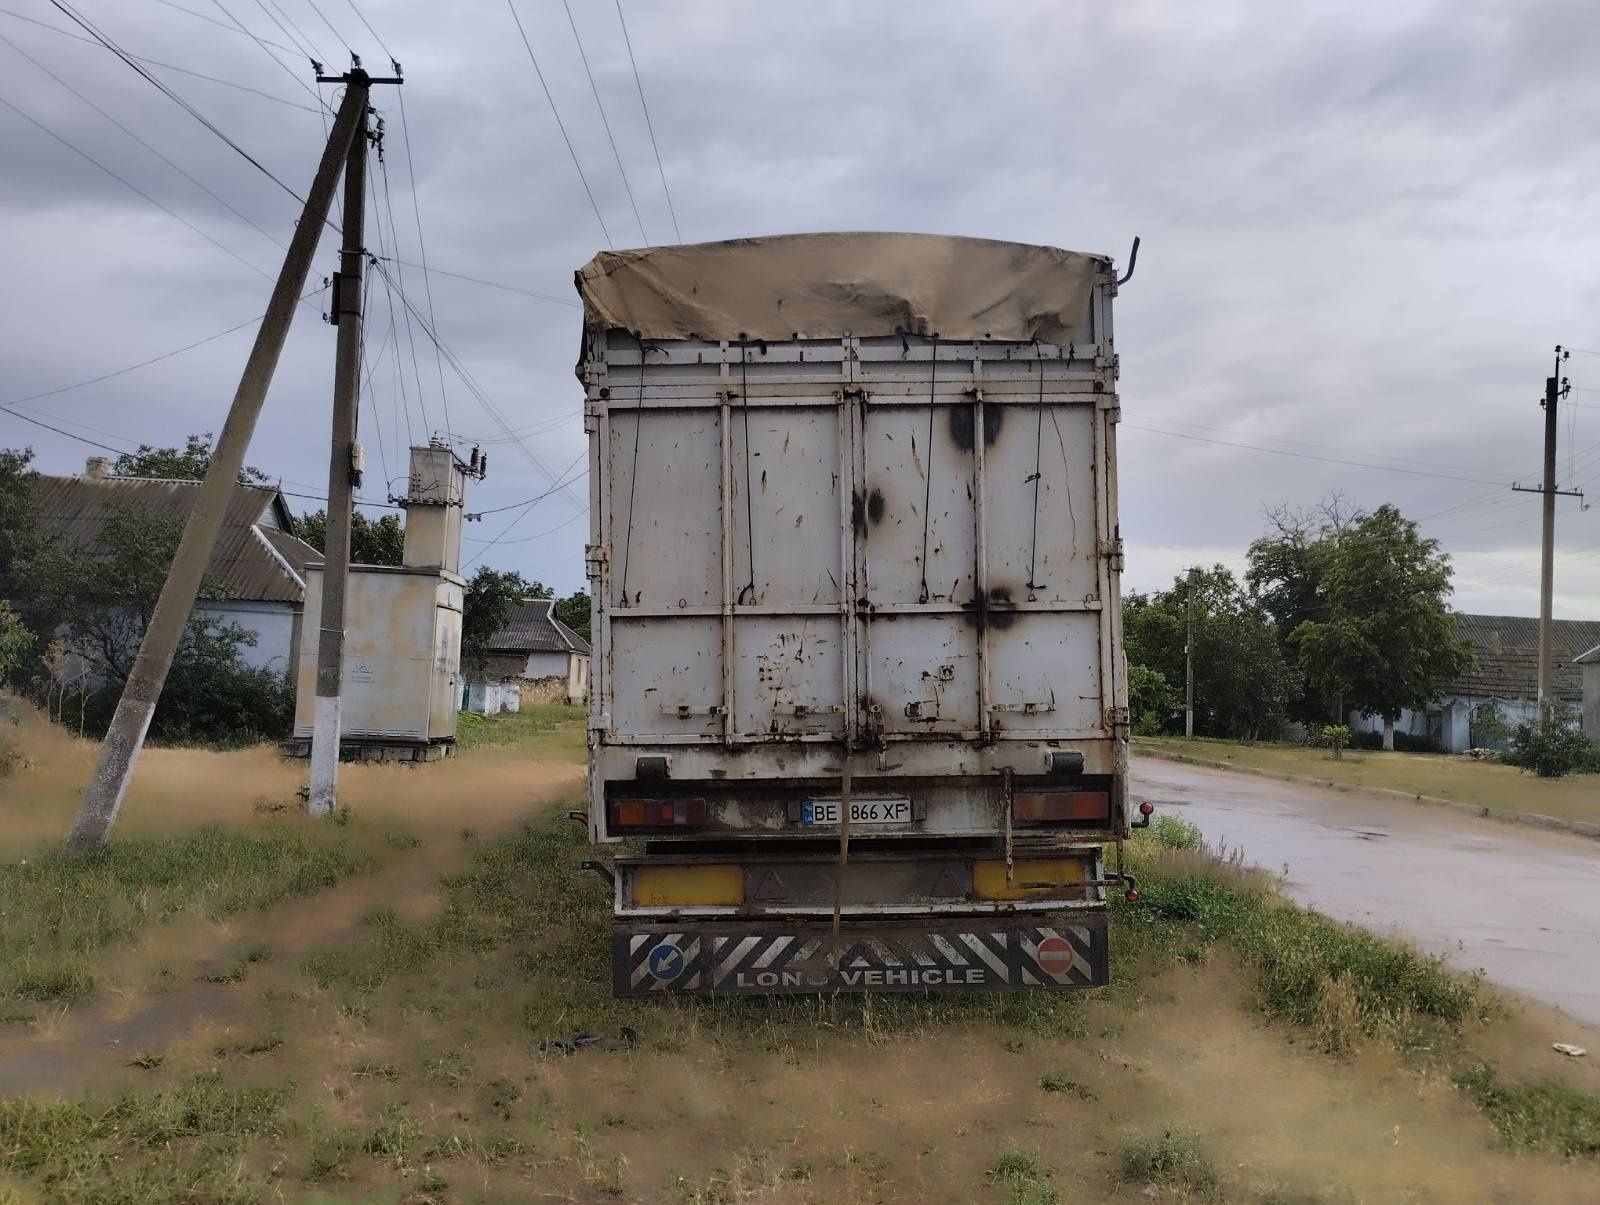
[365,164,419,446]
[395,89,452,439]
[0,6,320,111]
[561,0,646,243]
[151,0,297,53]
[51,0,323,214]
[371,255,579,307]
[340,0,394,59]
[0,85,276,283]
[462,449,589,567]
[254,0,322,63]
[465,505,587,553]
[372,259,586,513]
[0,405,130,453]
[504,0,613,249]
[469,458,589,516]
[301,0,353,57]
[1,286,326,411]
[1140,413,1502,478]
[375,142,434,436]
[206,0,330,112]
[613,0,678,242]
[1122,422,1506,486]
[0,30,286,252]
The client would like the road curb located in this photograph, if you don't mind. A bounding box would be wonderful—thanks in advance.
[1133,748,1600,843]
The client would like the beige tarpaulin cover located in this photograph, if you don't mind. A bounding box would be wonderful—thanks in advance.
[575,232,1109,344]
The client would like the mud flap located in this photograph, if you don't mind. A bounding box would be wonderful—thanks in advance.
[613,913,1109,996]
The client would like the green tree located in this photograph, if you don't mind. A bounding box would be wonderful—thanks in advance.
[1246,497,1361,721]
[554,590,591,644]
[1123,566,1295,741]
[114,432,270,485]
[1289,505,1472,751]
[461,567,533,675]
[1127,661,1179,735]
[0,602,29,683]
[0,448,40,607]
[295,509,406,566]
[1504,704,1600,778]
[19,502,287,743]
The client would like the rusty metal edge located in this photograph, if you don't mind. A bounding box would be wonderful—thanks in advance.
[1133,747,1600,843]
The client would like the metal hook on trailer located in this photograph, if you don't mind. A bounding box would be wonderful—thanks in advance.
[1116,235,1141,286]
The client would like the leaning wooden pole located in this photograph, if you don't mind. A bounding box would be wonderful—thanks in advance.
[65,84,369,857]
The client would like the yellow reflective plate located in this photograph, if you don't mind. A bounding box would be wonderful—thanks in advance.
[972,858,1088,901]
[631,864,744,907]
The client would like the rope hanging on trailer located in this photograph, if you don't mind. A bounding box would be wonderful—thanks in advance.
[918,334,940,604]
[737,336,758,605]
[616,330,651,607]
[1025,339,1047,596]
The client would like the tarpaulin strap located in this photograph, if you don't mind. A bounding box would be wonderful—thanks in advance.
[830,759,853,969]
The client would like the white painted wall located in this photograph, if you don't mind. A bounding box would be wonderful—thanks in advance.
[193,600,298,672]
[1583,663,1599,742]
[523,650,569,679]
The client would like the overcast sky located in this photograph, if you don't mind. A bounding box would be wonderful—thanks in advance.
[2,0,1597,617]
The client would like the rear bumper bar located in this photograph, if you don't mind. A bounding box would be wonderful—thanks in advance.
[613,912,1108,996]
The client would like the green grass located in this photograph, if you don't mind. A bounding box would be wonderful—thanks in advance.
[1134,735,1600,824]
[454,704,585,759]
[0,1071,290,1202]
[1117,1126,1219,1195]
[1124,824,1489,1051]
[1455,1063,1600,1157]
[0,825,374,1004]
[987,1144,1057,1205]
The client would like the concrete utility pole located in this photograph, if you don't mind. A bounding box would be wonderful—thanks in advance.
[1184,566,1196,738]
[307,76,372,816]
[1513,346,1580,722]
[65,83,370,857]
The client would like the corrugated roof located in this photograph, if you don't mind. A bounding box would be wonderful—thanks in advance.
[1444,613,1600,702]
[32,475,317,604]
[487,597,591,655]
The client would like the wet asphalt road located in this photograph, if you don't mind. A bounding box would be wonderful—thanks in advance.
[1130,757,1600,1028]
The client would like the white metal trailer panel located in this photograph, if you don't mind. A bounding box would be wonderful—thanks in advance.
[580,235,1128,842]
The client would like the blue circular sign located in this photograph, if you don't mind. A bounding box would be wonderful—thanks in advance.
[647,941,686,983]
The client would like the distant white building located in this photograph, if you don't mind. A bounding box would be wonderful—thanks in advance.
[1349,612,1600,752]
[1578,642,1600,743]
[32,459,318,676]
[464,597,590,713]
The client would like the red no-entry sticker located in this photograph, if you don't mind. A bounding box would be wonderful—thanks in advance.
[1036,935,1074,978]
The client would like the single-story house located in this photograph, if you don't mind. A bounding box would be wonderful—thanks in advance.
[1578,642,1600,742]
[1350,612,1600,752]
[31,457,319,677]
[463,597,590,713]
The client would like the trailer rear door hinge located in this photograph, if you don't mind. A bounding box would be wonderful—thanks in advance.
[584,544,608,580]
[1098,538,1125,571]
[1105,706,1131,734]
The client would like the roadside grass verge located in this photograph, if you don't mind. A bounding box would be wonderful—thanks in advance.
[1454,1063,1600,1157]
[0,824,376,1006]
[1133,735,1600,824]
[455,704,585,759]
[1124,814,1489,1052]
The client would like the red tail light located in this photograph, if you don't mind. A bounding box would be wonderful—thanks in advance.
[608,798,708,829]
[1012,790,1111,823]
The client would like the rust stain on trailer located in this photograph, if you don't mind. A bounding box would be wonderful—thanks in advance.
[947,403,1004,452]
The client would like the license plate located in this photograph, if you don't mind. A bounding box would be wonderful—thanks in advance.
[801,797,912,826]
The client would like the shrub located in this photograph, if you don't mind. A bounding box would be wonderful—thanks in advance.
[1118,1127,1218,1193]
[1318,724,1350,759]
[1504,706,1599,778]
